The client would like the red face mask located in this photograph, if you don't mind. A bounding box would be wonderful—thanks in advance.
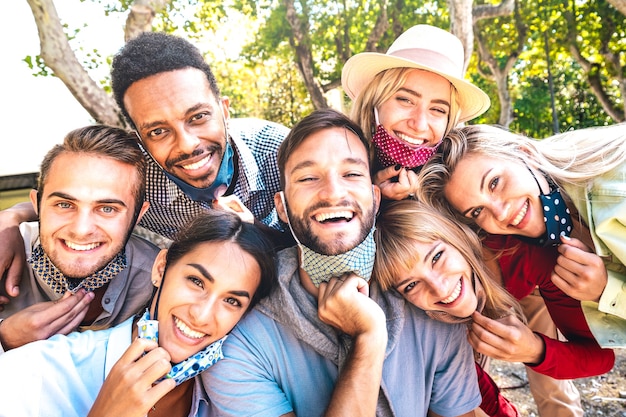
[372,123,441,169]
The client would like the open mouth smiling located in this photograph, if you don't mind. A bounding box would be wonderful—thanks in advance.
[174,316,206,339]
[64,241,101,251]
[181,153,212,171]
[395,131,426,146]
[314,211,354,223]
[438,279,462,305]
[510,200,529,227]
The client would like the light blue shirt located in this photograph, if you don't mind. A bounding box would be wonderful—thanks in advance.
[0,317,209,417]
[203,248,480,417]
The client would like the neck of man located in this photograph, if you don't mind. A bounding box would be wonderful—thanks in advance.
[298,257,319,298]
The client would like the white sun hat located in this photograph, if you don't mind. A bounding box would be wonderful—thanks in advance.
[341,24,491,123]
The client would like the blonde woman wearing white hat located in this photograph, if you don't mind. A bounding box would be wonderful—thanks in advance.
[343,25,585,417]
[342,24,490,201]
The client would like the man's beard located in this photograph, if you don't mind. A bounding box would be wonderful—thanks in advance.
[286,198,376,256]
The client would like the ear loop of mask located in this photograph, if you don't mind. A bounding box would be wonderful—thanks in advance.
[151,265,167,321]
[137,256,227,385]
[278,191,304,250]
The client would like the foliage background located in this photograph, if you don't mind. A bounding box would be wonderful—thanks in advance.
[23,0,626,139]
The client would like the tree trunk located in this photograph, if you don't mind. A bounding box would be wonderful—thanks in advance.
[446,0,516,124]
[448,0,474,73]
[565,1,625,122]
[284,0,328,109]
[26,0,124,126]
[607,0,626,15]
[124,0,170,42]
[26,0,170,126]
[473,2,526,127]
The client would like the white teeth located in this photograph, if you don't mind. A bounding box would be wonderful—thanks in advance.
[182,154,210,171]
[315,211,353,222]
[65,241,100,251]
[175,317,206,339]
[440,280,462,304]
[511,201,528,226]
[396,132,425,146]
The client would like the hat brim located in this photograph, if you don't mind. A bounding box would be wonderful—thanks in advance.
[342,53,491,123]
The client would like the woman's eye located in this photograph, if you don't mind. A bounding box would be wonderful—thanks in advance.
[403,281,417,293]
[397,97,412,104]
[188,276,204,288]
[432,250,443,265]
[470,207,483,219]
[489,177,499,191]
[225,297,242,307]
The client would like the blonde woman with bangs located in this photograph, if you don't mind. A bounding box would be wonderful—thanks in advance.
[374,199,522,324]
[374,199,523,417]
[417,123,623,380]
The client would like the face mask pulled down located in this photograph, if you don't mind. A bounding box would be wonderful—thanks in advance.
[519,168,573,247]
[137,309,226,385]
[371,107,441,169]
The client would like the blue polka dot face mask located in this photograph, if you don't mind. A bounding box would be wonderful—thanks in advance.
[519,167,573,247]
[137,310,226,385]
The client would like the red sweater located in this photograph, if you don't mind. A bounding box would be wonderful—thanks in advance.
[484,234,615,379]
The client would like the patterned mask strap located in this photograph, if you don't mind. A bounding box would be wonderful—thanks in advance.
[28,245,127,294]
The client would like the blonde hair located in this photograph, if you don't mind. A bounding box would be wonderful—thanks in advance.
[374,199,523,321]
[350,68,460,144]
[418,123,626,224]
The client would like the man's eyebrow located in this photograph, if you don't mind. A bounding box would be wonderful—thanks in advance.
[188,263,251,299]
[138,103,214,131]
[46,191,77,201]
[290,157,369,173]
[46,192,128,208]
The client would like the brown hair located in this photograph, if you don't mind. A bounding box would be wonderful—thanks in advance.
[37,125,147,222]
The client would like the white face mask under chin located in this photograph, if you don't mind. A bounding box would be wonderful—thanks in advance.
[278,191,376,287]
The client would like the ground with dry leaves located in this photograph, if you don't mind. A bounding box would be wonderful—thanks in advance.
[491,349,626,416]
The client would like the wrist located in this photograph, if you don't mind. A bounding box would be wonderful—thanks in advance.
[523,332,546,366]
[354,325,388,355]
[0,319,9,353]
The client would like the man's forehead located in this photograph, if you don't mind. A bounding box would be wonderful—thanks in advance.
[290,127,368,162]
[43,153,137,195]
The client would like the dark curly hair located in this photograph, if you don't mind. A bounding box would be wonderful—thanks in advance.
[111,32,221,127]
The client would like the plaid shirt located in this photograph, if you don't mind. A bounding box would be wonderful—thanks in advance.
[138,118,289,240]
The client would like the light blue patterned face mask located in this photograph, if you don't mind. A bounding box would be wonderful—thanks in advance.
[278,192,376,287]
[137,310,226,385]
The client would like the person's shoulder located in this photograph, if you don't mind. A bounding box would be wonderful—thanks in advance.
[19,221,40,252]
[229,118,289,143]
[126,233,161,255]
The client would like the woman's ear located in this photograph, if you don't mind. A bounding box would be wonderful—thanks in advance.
[151,249,168,287]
